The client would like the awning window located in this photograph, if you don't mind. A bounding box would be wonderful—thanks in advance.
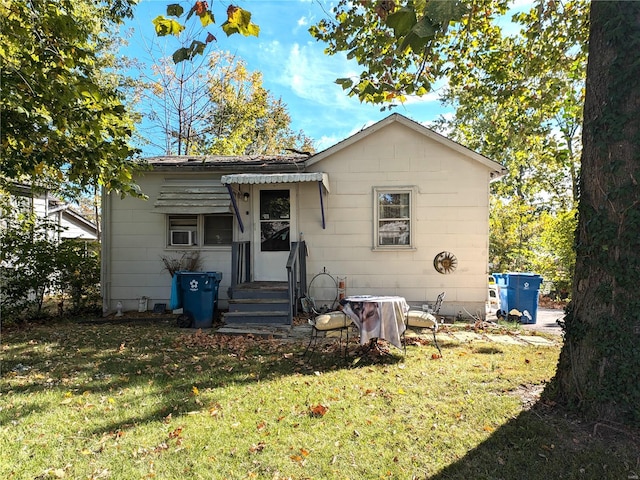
[220,172,329,192]
[154,179,231,214]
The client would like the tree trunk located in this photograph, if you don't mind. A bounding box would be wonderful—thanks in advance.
[551,1,640,426]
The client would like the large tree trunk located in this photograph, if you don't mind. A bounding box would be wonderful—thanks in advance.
[551,1,640,426]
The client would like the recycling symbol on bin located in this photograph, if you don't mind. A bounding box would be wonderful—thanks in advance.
[524,282,530,290]
[189,279,199,291]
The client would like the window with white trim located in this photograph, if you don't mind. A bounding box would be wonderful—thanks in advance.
[374,187,414,249]
[167,214,232,247]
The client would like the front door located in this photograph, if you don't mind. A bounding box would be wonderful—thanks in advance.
[253,188,295,281]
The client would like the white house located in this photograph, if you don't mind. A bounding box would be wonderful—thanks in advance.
[2,183,98,241]
[101,114,505,320]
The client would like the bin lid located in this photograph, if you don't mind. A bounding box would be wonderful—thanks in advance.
[176,271,222,278]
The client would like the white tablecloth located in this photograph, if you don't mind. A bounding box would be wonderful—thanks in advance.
[340,295,409,349]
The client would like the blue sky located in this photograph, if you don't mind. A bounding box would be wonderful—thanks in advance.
[122,0,450,154]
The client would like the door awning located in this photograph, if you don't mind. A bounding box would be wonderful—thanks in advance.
[220,172,330,192]
[221,172,329,232]
[154,180,231,214]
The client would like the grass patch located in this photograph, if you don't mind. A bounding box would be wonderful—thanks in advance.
[1,319,638,479]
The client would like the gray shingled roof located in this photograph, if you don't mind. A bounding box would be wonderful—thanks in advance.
[141,154,310,172]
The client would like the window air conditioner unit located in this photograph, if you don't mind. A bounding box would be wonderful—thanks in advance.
[170,230,195,246]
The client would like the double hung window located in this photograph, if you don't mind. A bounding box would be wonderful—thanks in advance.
[374,187,414,249]
[167,214,232,247]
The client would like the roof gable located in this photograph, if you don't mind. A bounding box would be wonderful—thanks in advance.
[306,113,506,177]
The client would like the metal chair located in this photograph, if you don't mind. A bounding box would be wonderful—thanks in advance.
[302,297,353,361]
[423,291,446,316]
[403,292,445,356]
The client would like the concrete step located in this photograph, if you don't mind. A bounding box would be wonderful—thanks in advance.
[223,310,290,325]
[216,323,294,338]
[227,299,289,313]
[229,281,289,300]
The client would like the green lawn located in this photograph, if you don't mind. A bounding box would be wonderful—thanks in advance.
[1,319,637,479]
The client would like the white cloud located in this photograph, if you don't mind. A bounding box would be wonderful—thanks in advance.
[258,40,283,57]
[315,134,342,151]
[281,42,355,108]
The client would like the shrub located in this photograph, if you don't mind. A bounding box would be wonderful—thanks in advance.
[56,239,101,314]
[0,215,100,324]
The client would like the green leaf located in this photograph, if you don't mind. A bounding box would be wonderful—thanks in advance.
[188,40,206,58]
[166,4,184,18]
[78,81,102,102]
[400,31,429,53]
[386,7,417,38]
[221,7,259,37]
[153,15,184,37]
[336,78,354,89]
[412,16,437,39]
[172,41,207,63]
[172,47,190,63]
[199,11,214,27]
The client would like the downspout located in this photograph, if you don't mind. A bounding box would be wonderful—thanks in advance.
[318,181,326,229]
[101,188,111,316]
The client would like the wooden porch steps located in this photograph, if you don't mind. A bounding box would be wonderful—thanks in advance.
[224,281,290,326]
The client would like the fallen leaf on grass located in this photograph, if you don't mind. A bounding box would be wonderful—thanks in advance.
[153,442,169,453]
[290,448,309,464]
[40,465,71,478]
[88,468,110,479]
[249,442,266,453]
[309,404,328,417]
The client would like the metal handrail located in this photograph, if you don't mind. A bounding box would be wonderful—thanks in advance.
[286,240,307,324]
[230,241,251,289]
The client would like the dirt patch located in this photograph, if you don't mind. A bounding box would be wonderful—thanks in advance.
[539,295,568,309]
[507,383,546,409]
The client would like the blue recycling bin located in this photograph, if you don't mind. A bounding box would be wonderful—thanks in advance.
[175,271,222,328]
[493,273,543,324]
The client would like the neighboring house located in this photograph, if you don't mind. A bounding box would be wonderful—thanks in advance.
[102,114,506,320]
[2,183,98,241]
